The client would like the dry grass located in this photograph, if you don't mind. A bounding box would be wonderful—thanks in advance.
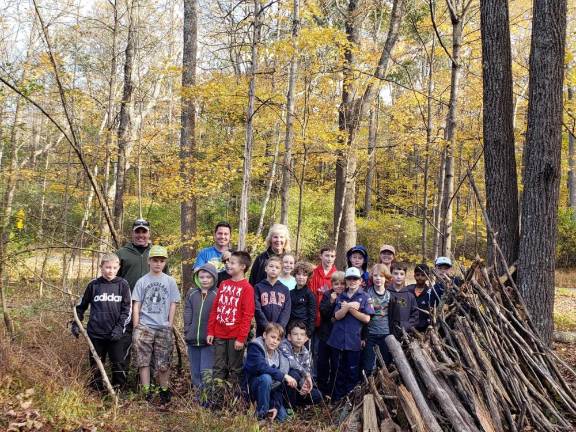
[556,269,576,289]
[0,290,337,432]
[555,289,576,332]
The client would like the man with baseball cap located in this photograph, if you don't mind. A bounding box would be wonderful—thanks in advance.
[117,218,169,291]
[116,218,170,383]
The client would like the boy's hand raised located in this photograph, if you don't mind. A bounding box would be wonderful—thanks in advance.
[206,335,214,345]
[234,340,245,350]
[330,292,338,303]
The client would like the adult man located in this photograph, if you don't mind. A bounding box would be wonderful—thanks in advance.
[117,218,168,290]
[115,218,169,388]
[193,222,232,272]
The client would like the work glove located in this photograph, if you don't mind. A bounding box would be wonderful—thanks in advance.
[110,326,124,342]
[70,321,81,338]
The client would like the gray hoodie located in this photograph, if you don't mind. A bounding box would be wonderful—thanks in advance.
[183,263,218,346]
[279,339,312,383]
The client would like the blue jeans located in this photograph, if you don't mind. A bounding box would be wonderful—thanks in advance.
[361,334,392,376]
[249,374,287,421]
[330,348,362,402]
[187,344,215,388]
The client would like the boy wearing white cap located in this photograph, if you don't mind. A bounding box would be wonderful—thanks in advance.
[326,267,374,402]
[433,256,463,296]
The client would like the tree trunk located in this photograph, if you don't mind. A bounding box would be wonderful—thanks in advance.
[181,0,198,291]
[434,149,446,258]
[100,0,119,251]
[518,0,567,345]
[334,0,361,268]
[421,38,435,262]
[114,0,137,233]
[334,0,405,268]
[363,106,378,216]
[480,0,519,267]
[256,129,280,238]
[238,0,261,251]
[295,147,308,255]
[279,0,300,225]
[567,87,576,211]
[440,1,467,257]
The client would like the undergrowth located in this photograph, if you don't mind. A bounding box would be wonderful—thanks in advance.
[0,292,338,432]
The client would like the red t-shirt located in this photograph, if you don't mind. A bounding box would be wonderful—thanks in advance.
[207,278,255,343]
[308,265,337,327]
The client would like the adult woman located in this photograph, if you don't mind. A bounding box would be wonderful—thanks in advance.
[249,224,291,286]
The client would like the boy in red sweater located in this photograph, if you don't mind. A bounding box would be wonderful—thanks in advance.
[207,251,254,385]
[308,246,337,328]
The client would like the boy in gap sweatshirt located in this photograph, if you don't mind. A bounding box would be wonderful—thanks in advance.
[254,256,291,336]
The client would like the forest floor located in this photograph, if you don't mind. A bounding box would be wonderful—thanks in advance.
[1,278,575,432]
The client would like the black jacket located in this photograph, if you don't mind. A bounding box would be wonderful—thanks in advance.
[289,285,317,336]
[388,286,418,338]
[318,290,337,342]
[407,284,442,331]
[116,243,169,291]
[76,276,132,339]
[249,248,280,286]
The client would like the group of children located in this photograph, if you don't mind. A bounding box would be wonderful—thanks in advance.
[74,241,459,421]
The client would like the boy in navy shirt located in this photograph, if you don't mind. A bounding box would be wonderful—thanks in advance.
[254,256,292,336]
[327,267,374,402]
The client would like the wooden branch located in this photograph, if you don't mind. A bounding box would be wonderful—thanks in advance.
[72,306,118,405]
[362,394,379,432]
[385,336,443,432]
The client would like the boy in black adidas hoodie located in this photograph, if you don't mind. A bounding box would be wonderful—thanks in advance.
[72,253,132,391]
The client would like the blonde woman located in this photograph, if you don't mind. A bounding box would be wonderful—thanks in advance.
[249,224,291,286]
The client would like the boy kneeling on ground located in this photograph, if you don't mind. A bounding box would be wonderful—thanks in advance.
[279,320,323,408]
[132,245,181,405]
[243,322,297,422]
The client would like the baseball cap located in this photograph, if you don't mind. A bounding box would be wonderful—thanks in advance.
[435,256,452,267]
[380,244,396,254]
[133,218,150,232]
[149,245,168,259]
[345,267,362,279]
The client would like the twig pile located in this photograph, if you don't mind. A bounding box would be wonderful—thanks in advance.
[338,260,576,432]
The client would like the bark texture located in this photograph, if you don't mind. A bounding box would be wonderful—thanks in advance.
[181,0,198,290]
[518,0,567,344]
[480,0,519,267]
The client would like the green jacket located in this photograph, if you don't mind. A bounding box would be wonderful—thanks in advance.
[116,243,169,291]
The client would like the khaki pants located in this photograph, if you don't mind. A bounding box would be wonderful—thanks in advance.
[212,338,244,385]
